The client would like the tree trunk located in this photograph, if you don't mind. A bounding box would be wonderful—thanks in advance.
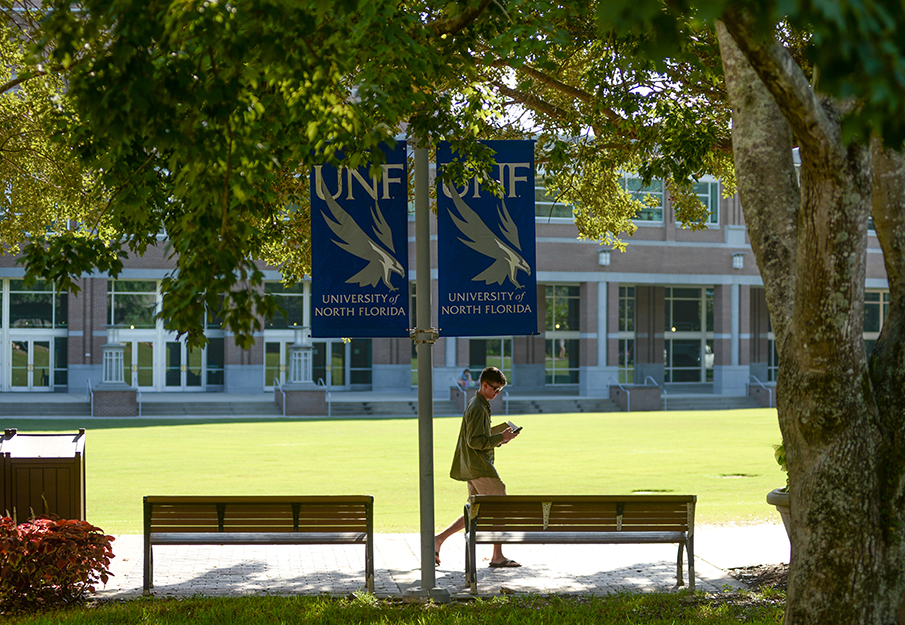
[718,20,905,625]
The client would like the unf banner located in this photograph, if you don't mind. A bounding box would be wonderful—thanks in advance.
[437,140,538,337]
[310,141,409,337]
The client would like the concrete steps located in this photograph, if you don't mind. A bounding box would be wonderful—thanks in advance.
[138,401,283,417]
[503,398,622,415]
[328,400,460,418]
[663,395,761,411]
[0,401,92,417]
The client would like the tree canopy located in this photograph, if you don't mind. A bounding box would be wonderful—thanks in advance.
[0,2,104,254]
[17,0,542,344]
[11,0,737,345]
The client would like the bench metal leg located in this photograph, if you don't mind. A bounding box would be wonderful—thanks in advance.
[143,544,152,595]
[365,539,375,593]
[143,499,152,595]
[687,536,695,591]
[676,542,684,587]
[464,514,478,593]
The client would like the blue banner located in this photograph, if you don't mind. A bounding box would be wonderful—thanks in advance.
[311,142,409,338]
[437,140,537,337]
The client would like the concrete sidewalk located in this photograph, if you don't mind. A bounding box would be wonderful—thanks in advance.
[95,524,789,599]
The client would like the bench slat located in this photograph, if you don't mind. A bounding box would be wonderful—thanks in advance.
[472,530,688,544]
[145,495,372,504]
[475,523,692,533]
[151,531,368,545]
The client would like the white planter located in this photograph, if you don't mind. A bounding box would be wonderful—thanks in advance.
[767,488,791,538]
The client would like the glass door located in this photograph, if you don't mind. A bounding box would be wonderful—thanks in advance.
[312,340,348,389]
[123,340,155,388]
[165,341,204,390]
[264,341,286,388]
[10,339,51,391]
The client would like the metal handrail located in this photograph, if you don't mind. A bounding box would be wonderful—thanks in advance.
[644,376,667,411]
[137,389,143,417]
[608,377,630,412]
[747,376,773,408]
[274,378,285,417]
[87,380,94,417]
[503,389,509,415]
[317,378,331,418]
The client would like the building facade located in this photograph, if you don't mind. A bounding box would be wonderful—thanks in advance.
[0,173,890,399]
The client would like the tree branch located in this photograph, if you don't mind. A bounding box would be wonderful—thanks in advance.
[0,70,47,96]
[869,141,905,420]
[492,81,575,124]
[720,7,839,157]
[427,0,494,37]
[716,21,799,349]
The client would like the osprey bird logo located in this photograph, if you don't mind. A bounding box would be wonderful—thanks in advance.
[320,181,405,291]
[448,190,531,289]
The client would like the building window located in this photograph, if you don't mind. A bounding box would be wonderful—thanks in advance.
[864,290,891,359]
[108,280,157,328]
[264,282,307,329]
[546,285,580,384]
[350,339,372,386]
[10,280,68,329]
[618,286,635,383]
[621,175,663,223]
[54,337,68,388]
[534,175,573,219]
[469,338,513,384]
[768,338,779,382]
[664,287,714,383]
[206,337,225,386]
[693,178,720,225]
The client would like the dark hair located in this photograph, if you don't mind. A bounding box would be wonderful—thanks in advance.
[480,366,507,387]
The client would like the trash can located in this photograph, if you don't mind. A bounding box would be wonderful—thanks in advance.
[0,428,86,521]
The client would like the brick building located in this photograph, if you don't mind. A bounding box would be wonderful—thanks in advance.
[0,171,889,405]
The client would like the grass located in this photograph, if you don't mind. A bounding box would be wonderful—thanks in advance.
[5,593,786,625]
[3,409,783,534]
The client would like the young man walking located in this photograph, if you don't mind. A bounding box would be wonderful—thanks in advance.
[434,366,521,567]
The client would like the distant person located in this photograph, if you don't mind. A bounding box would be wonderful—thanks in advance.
[457,368,473,390]
[435,366,521,568]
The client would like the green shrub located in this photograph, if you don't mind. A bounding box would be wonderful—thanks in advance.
[0,516,114,614]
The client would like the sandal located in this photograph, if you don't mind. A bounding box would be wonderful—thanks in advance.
[489,559,521,568]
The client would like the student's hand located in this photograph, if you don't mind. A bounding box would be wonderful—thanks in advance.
[500,427,519,444]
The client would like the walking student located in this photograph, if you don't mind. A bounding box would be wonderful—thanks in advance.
[434,366,521,567]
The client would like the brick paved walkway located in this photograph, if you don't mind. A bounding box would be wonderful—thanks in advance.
[96,525,789,599]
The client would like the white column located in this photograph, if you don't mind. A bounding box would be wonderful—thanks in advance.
[445,337,456,367]
[598,280,607,367]
[731,283,740,367]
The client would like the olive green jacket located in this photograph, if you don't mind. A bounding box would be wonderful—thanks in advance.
[450,393,504,481]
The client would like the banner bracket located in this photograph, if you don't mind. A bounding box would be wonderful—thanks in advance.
[409,327,440,345]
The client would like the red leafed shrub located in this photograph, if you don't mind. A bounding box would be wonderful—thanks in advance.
[0,516,115,613]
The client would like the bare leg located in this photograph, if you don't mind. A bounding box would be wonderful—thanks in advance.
[434,515,465,565]
[490,544,518,566]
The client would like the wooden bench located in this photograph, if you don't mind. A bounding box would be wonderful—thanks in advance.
[143,495,374,594]
[464,494,696,593]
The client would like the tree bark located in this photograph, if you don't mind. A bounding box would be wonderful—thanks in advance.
[718,19,905,625]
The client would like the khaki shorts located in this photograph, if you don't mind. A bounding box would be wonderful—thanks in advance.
[467,477,507,497]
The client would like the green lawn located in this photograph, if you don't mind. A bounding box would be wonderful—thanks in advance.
[4,409,783,534]
[5,593,786,625]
